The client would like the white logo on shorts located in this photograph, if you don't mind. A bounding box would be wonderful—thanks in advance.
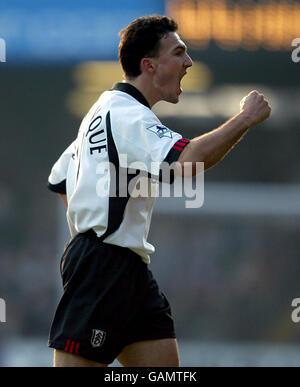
[91,329,106,348]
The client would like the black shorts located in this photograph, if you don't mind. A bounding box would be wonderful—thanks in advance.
[48,229,175,364]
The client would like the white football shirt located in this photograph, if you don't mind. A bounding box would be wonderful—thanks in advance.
[48,83,190,263]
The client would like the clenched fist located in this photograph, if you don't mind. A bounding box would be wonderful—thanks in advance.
[240,90,271,127]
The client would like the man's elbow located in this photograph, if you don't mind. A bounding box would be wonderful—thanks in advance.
[58,194,68,208]
[176,143,209,176]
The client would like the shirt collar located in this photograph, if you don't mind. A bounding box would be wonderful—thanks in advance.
[112,82,151,109]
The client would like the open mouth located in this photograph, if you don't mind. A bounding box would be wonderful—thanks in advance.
[180,71,187,81]
[179,72,187,92]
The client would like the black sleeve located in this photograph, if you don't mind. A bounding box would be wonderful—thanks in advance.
[164,138,190,165]
[160,138,190,183]
[47,179,67,194]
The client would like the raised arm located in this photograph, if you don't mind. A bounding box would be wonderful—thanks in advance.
[177,90,271,174]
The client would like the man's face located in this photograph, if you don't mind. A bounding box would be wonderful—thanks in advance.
[152,32,193,104]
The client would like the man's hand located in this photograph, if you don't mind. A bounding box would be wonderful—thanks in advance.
[239,90,271,127]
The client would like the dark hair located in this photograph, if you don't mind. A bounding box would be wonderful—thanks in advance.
[119,15,178,79]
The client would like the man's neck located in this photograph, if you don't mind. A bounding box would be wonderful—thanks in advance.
[123,77,159,109]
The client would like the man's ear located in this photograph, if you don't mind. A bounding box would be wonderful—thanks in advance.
[140,58,157,74]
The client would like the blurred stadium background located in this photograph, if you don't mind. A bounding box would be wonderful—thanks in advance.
[1,0,300,366]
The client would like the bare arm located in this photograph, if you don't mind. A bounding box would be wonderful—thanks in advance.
[177,90,271,174]
[59,193,68,208]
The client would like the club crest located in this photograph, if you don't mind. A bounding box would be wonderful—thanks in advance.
[91,329,106,348]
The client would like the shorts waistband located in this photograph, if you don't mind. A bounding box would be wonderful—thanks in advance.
[77,229,144,263]
[83,228,98,238]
